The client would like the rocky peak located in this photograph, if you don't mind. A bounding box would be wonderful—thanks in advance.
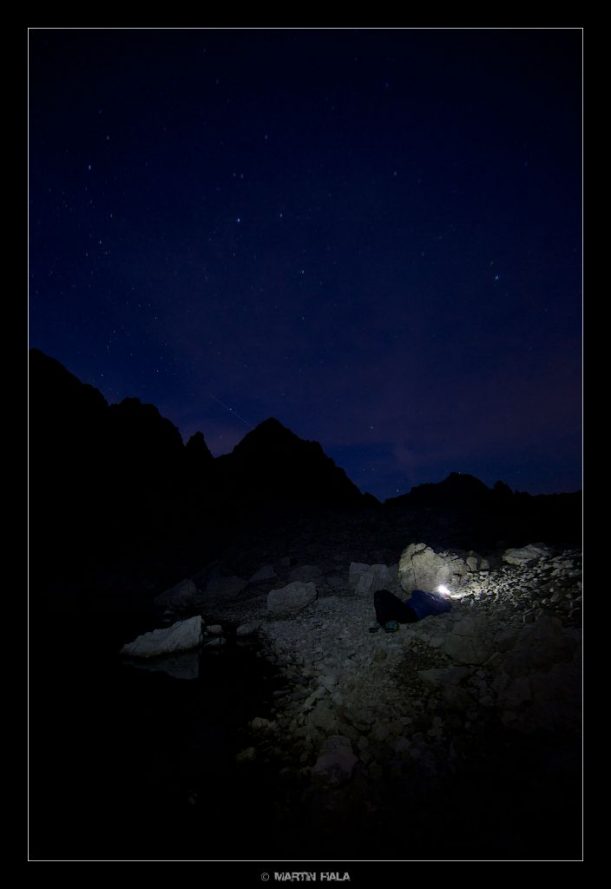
[232,417,303,454]
[388,471,492,508]
[186,431,214,462]
[221,417,364,506]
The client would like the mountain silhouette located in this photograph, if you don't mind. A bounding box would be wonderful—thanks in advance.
[29,349,369,594]
[29,348,581,613]
[214,416,365,507]
[387,471,491,507]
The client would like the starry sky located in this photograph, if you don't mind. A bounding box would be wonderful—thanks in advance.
[29,28,582,499]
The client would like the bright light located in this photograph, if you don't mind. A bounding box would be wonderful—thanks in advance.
[437,585,451,597]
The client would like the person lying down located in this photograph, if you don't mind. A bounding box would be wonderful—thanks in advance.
[371,587,453,633]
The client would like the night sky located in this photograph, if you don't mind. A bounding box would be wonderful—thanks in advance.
[29,28,582,499]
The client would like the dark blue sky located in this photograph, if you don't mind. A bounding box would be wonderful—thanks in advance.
[29,28,582,499]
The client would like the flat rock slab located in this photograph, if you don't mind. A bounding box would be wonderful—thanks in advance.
[121,615,203,658]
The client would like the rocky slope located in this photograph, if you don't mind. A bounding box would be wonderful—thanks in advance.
[157,538,581,857]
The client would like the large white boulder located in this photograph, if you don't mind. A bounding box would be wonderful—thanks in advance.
[398,542,473,593]
[120,615,203,658]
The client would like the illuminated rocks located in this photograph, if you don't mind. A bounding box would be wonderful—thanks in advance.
[196,535,580,813]
[120,615,203,658]
[267,581,317,617]
[398,543,477,594]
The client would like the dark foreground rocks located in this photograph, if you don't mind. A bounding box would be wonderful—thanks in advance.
[176,538,582,859]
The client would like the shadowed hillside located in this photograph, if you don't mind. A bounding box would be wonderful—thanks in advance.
[29,349,581,626]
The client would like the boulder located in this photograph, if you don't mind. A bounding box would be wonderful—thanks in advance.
[398,543,475,594]
[349,562,395,596]
[502,544,551,566]
[267,581,317,617]
[121,615,203,658]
